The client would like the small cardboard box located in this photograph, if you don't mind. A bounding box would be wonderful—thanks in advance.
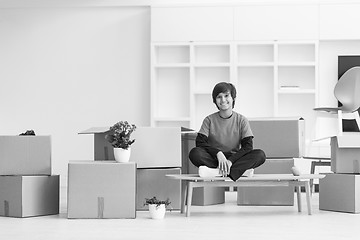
[67,161,136,219]
[136,168,181,210]
[237,159,294,206]
[0,175,59,217]
[249,117,305,158]
[79,127,181,168]
[0,136,51,175]
[330,135,360,173]
[319,173,360,213]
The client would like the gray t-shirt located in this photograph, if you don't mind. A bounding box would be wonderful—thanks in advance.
[199,111,253,153]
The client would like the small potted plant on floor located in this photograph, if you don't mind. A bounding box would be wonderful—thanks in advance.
[144,197,172,220]
[105,121,136,163]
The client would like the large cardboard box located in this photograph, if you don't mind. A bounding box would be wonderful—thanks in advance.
[330,135,360,173]
[67,161,136,219]
[0,175,59,217]
[249,117,305,158]
[79,127,181,168]
[182,132,225,206]
[237,159,294,206]
[319,173,360,213]
[0,136,51,175]
[136,168,181,210]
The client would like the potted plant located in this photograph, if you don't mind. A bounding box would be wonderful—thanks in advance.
[105,121,136,163]
[144,197,171,220]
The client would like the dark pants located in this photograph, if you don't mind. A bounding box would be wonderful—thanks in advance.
[189,147,266,181]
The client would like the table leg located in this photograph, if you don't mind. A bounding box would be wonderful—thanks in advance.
[305,181,312,215]
[310,161,316,194]
[181,182,187,214]
[295,185,302,212]
[186,182,194,217]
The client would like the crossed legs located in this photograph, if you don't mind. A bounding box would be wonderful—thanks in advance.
[189,147,266,181]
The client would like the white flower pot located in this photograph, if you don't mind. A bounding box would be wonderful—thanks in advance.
[113,147,131,163]
[148,204,166,220]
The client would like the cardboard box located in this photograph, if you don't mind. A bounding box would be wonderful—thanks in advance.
[79,127,181,168]
[319,173,360,213]
[182,132,225,206]
[249,117,305,158]
[237,159,295,206]
[0,136,51,175]
[67,161,136,219]
[136,168,181,210]
[0,175,59,217]
[330,135,360,173]
[188,158,225,206]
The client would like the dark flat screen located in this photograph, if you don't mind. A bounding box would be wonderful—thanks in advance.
[338,55,360,132]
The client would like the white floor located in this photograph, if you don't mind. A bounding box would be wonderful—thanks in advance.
[0,189,359,240]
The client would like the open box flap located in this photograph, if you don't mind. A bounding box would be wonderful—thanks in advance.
[336,135,360,148]
[78,127,110,134]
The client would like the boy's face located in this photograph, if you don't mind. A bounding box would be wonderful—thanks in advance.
[215,91,234,111]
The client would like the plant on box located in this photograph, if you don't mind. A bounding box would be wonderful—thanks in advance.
[105,121,136,162]
[144,197,172,220]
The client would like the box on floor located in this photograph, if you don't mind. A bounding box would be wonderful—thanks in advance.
[237,159,295,206]
[67,161,136,219]
[79,127,181,168]
[137,168,181,210]
[0,136,51,175]
[0,175,59,218]
[319,173,360,213]
[250,117,305,158]
[183,132,225,206]
[330,135,360,173]
[187,160,225,206]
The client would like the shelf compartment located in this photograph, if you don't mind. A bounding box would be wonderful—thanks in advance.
[278,44,316,63]
[194,45,230,64]
[154,68,190,118]
[155,45,190,64]
[277,94,316,120]
[194,67,230,94]
[237,44,274,64]
[278,66,315,90]
[194,95,218,131]
[236,66,274,118]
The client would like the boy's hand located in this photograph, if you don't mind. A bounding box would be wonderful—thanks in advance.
[216,151,232,177]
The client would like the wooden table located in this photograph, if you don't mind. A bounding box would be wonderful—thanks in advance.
[167,173,325,217]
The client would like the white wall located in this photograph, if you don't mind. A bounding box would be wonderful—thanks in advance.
[0,6,150,185]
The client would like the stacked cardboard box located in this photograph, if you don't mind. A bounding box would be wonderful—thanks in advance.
[237,117,305,206]
[319,135,360,213]
[67,161,136,218]
[77,127,182,214]
[0,136,59,217]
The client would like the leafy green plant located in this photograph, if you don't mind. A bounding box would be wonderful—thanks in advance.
[105,121,136,149]
[144,197,171,208]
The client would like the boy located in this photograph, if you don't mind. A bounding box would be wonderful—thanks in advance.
[189,82,266,181]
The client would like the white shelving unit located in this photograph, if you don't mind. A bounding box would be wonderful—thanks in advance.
[151,43,191,127]
[151,41,318,141]
[276,41,318,142]
[151,42,232,129]
[235,42,275,119]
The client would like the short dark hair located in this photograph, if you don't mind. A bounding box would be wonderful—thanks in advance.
[212,82,236,108]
